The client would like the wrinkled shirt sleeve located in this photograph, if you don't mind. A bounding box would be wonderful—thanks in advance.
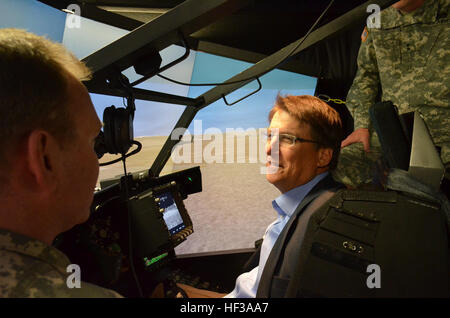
[346,29,381,130]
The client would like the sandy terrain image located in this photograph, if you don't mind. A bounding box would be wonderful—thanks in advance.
[97,132,280,255]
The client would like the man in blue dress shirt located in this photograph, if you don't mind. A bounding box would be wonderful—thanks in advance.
[225,94,344,298]
[178,94,344,298]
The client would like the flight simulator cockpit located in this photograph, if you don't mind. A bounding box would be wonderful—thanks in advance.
[34,0,450,298]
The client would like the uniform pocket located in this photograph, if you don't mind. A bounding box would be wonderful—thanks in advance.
[372,31,401,72]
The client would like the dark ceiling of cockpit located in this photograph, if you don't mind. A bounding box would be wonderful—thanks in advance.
[39,0,372,96]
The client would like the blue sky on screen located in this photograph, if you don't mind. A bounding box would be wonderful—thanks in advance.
[89,51,317,137]
[0,0,65,42]
[186,52,317,133]
[62,15,196,137]
[60,10,317,137]
[0,1,317,137]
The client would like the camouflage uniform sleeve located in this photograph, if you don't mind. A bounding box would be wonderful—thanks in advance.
[346,29,381,130]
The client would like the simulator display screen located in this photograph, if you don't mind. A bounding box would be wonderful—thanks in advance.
[157,192,186,235]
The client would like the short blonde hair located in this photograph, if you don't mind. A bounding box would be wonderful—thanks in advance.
[0,28,92,165]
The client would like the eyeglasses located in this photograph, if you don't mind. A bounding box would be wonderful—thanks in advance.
[263,130,321,148]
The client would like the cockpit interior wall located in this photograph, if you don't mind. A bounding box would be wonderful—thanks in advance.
[314,23,366,94]
[299,24,366,137]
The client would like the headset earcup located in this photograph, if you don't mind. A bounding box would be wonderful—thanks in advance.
[102,105,134,155]
[103,105,119,154]
[114,108,133,154]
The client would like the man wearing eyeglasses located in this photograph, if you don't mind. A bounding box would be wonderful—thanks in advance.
[176,95,344,298]
[264,95,343,194]
[225,94,345,298]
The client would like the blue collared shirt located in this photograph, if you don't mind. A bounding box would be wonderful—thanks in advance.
[224,172,329,298]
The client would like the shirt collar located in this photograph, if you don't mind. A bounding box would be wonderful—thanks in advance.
[381,0,440,29]
[272,172,329,218]
[0,228,71,275]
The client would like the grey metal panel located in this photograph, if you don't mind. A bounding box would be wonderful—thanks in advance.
[87,85,204,106]
[82,0,252,77]
[408,112,445,190]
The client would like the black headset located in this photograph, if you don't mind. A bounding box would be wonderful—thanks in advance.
[95,74,137,160]
[102,104,134,155]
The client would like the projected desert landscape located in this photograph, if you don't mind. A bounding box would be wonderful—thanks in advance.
[97,132,280,255]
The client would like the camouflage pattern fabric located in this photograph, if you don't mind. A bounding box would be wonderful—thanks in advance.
[0,228,122,298]
[334,0,450,188]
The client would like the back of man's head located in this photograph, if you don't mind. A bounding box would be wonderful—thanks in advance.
[0,29,100,244]
[0,29,91,181]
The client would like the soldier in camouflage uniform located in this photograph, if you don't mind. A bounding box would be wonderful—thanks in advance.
[333,0,449,188]
[0,229,121,297]
[0,29,122,297]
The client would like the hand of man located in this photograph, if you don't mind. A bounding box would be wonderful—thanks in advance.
[150,283,227,298]
[176,283,227,298]
[341,128,370,152]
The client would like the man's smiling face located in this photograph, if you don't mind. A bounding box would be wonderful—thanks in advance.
[265,109,323,193]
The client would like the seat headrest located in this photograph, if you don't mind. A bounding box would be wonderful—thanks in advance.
[369,102,444,190]
[408,112,444,190]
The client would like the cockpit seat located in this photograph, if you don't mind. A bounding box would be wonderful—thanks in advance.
[256,102,450,297]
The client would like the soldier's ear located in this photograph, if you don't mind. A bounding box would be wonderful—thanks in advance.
[317,147,333,169]
[25,130,61,193]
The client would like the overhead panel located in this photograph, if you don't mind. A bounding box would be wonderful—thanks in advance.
[82,0,253,77]
[80,0,253,103]
[149,0,398,177]
[97,6,169,23]
[38,0,397,177]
